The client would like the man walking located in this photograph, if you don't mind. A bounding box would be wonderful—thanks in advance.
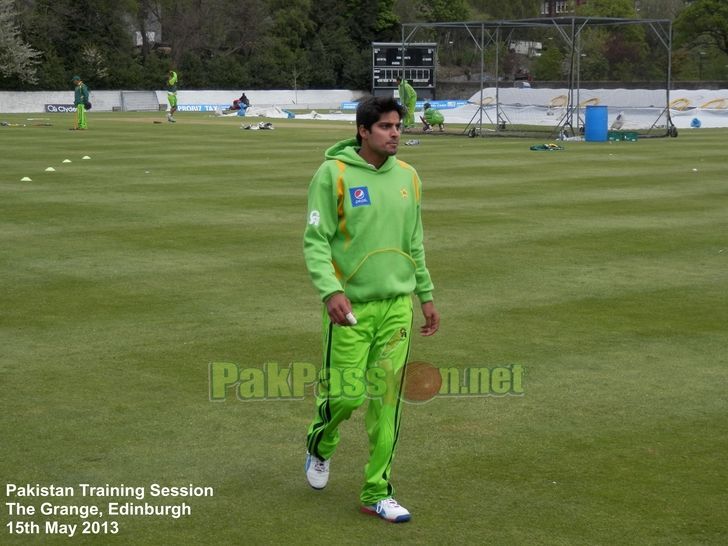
[166,70,178,122]
[395,76,417,131]
[303,96,440,523]
[71,76,89,130]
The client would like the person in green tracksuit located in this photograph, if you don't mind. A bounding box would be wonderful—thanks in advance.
[420,102,445,132]
[71,76,89,130]
[166,70,178,122]
[395,76,417,130]
[303,96,440,523]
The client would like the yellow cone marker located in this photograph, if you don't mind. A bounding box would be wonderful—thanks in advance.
[21,176,32,182]
[45,167,56,172]
[82,155,91,160]
[63,159,72,163]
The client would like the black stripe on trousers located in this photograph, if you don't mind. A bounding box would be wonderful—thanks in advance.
[307,321,334,459]
[382,313,414,492]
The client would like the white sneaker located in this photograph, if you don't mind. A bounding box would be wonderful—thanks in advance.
[167,114,176,123]
[361,497,411,523]
[305,452,329,490]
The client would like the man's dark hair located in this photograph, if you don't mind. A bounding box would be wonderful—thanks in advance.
[355,96,404,145]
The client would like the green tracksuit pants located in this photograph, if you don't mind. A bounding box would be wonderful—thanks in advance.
[306,294,413,505]
[75,103,87,129]
[404,100,416,128]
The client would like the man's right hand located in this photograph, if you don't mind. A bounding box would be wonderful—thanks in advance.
[326,292,353,326]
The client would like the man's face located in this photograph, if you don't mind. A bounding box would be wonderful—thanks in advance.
[360,111,402,157]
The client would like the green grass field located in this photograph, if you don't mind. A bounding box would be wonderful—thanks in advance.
[1,111,727,545]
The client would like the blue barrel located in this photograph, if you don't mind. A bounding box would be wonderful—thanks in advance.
[584,105,608,142]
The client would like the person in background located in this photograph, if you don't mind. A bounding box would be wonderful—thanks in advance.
[235,92,251,116]
[232,93,250,111]
[166,70,178,123]
[71,75,89,130]
[420,102,445,133]
[395,76,417,131]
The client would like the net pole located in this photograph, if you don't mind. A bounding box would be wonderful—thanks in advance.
[568,18,576,136]
[495,25,500,133]
[667,22,673,133]
[576,27,582,136]
[480,23,485,135]
[401,24,406,89]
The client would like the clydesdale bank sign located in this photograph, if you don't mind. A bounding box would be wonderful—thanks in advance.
[45,104,77,113]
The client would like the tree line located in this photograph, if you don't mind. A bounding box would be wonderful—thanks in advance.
[0,0,725,91]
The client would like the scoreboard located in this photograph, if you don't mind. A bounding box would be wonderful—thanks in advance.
[372,42,437,99]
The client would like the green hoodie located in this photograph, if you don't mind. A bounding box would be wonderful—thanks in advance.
[303,138,434,304]
[424,107,444,125]
[398,81,416,106]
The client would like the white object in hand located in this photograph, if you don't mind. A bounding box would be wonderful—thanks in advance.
[345,312,357,325]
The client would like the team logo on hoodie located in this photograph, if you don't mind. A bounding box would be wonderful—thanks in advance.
[349,186,371,207]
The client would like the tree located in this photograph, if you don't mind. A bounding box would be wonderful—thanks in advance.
[15,0,142,89]
[157,0,268,70]
[0,0,40,84]
[576,0,648,81]
[533,44,564,80]
[393,0,418,22]
[308,1,359,88]
[577,0,637,18]
[342,0,400,88]
[132,0,155,61]
[636,0,687,19]
[674,0,728,55]
[468,0,542,19]
[245,0,312,88]
[418,0,470,21]
[394,0,469,22]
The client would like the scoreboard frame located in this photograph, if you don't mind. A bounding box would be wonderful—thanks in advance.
[371,42,437,99]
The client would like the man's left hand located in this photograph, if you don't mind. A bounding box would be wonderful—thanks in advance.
[420,301,440,336]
